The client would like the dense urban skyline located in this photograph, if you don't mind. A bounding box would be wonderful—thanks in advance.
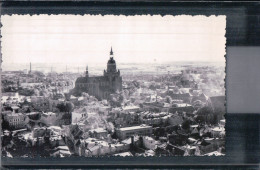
[2,15,226,158]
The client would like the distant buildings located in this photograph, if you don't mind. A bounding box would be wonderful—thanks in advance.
[168,92,192,103]
[50,146,71,157]
[3,112,29,130]
[89,128,108,139]
[140,111,172,126]
[75,47,122,100]
[122,105,140,113]
[169,103,194,114]
[116,124,153,140]
[1,55,226,157]
[143,102,171,112]
[142,136,156,150]
[40,112,58,126]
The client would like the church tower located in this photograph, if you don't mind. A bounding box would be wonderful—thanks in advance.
[75,47,122,100]
[107,47,117,73]
[103,47,122,92]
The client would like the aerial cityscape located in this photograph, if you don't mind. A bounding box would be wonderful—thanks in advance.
[1,47,225,157]
[1,15,226,158]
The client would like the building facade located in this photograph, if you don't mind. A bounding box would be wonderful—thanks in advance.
[75,48,122,100]
[4,112,29,130]
[116,125,153,140]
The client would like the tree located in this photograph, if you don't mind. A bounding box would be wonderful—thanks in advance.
[66,102,74,113]
[64,93,71,101]
[118,95,124,103]
[195,115,205,124]
[182,120,191,130]
[106,122,115,133]
[57,103,66,112]
[34,71,45,77]
[26,108,31,113]
[23,99,30,105]
[40,89,49,97]
[4,106,13,111]
[57,102,74,113]
[2,119,10,130]
[124,89,130,98]
[110,100,121,107]
[18,88,34,96]
[149,84,156,90]
[197,106,213,116]
[151,108,160,113]
[196,106,214,124]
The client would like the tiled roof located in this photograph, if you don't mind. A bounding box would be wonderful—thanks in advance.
[75,76,109,84]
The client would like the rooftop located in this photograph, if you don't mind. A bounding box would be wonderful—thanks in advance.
[204,151,224,156]
[212,127,224,132]
[6,112,24,117]
[92,128,107,133]
[172,103,192,108]
[48,126,62,130]
[56,146,69,151]
[122,105,140,111]
[11,106,20,110]
[113,152,133,157]
[119,124,152,131]
[190,125,199,128]
[121,135,139,144]
[42,112,56,116]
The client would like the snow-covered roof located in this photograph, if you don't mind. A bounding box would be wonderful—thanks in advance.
[113,152,133,157]
[212,127,224,132]
[122,105,140,111]
[204,151,224,156]
[48,126,62,130]
[92,128,107,133]
[119,124,152,132]
[42,112,56,116]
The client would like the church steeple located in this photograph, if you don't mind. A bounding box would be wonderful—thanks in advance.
[86,65,89,77]
[107,47,116,73]
[29,62,32,74]
[110,47,113,56]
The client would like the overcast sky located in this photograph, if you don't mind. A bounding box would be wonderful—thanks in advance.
[2,15,226,65]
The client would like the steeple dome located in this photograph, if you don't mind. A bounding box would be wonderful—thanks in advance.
[108,57,116,64]
[108,46,116,64]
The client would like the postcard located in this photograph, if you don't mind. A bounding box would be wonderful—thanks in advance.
[1,14,226,157]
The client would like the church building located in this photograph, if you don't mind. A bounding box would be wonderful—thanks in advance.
[75,47,122,100]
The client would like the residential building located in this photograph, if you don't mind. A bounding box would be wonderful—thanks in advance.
[4,112,29,130]
[142,136,156,150]
[116,124,152,140]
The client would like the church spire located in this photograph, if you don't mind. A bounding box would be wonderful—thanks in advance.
[110,47,113,56]
[107,47,116,73]
[86,65,89,77]
[29,62,32,74]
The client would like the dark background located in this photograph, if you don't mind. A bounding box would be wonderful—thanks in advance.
[1,1,260,169]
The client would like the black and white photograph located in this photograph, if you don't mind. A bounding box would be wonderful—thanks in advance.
[1,14,226,158]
